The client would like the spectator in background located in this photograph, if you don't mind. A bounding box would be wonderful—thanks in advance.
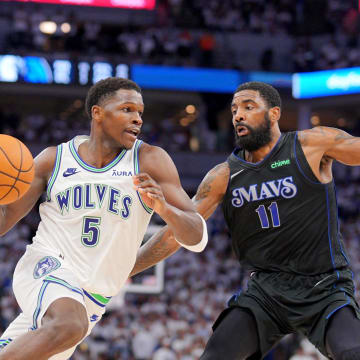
[153,338,177,360]
[198,32,216,67]
[132,324,157,360]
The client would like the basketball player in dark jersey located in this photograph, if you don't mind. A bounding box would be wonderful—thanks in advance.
[131,81,360,359]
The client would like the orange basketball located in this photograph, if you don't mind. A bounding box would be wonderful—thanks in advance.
[0,134,35,205]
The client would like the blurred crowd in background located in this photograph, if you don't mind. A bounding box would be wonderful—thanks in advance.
[0,106,231,154]
[0,0,359,71]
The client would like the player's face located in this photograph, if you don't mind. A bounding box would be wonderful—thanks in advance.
[231,90,272,151]
[98,89,144,149]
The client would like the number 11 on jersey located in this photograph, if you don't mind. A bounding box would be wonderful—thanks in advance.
[255,202,280,229]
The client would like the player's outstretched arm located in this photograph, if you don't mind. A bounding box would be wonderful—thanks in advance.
[130,161,229,276]
[299,126,360,166]
[0,147,56,236]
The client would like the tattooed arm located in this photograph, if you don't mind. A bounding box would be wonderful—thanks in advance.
[298,127,360,183]
[130,162,230,276]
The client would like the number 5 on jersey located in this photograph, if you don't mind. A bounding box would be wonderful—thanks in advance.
[82,216,101,247]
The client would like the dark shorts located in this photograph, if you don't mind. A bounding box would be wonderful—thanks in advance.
[213,268,360,358]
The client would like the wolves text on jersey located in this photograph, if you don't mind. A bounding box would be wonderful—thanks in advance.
[55,183,133,218]
[231,176,297,208]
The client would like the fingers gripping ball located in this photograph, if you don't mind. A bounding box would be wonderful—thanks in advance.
[0,134,35,205]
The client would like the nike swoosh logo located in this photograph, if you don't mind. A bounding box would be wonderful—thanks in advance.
[230,169,244,180]
[63,171,81,177]
[313,275,332,288]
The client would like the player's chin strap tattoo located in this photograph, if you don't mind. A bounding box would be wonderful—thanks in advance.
[175,213,208,253]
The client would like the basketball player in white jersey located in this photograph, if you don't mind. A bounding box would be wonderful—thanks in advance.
[0,77,208,360]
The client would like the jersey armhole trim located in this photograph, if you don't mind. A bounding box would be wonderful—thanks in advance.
[46,144,63,201]
[293,132,323,186]
[133,140,153,214]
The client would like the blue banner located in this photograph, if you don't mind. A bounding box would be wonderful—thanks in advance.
[292,67,360,98]
[132,65,242,93]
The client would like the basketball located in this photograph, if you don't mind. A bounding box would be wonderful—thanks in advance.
[0,134,35,205]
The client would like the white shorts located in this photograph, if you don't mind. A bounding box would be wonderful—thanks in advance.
[0,245,110,360]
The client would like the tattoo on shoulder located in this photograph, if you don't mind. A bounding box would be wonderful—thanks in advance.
[299,127,335,147]
[314,126,328,137]
[298,131,308,146]
[334,129,354,141]
[332,129,360,147]
[195,163,229,202]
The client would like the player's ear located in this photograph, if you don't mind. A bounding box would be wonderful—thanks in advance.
[269,106,281,123]
[91,105,103,122]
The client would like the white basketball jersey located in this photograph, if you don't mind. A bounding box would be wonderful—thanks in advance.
[32,136,153,296]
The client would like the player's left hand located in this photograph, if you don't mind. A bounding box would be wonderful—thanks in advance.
[133,173,167,214]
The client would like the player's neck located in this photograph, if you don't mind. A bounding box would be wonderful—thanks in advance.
[79,136,123,168]
[244,130,282,163]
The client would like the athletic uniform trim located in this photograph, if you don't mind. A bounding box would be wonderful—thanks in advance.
[32,281,50,330]
[325,187,338,274]
[32,276,84,330]
[133,140,153,214]
[293,132,350,272]
[83,290,111,307]
[293,132,322,186]
[44,275,83,296]
[0,339,12,349]
[326,295,350,319]
[69,138,127,173]
[333,185,350,266]
[46,144,63,201]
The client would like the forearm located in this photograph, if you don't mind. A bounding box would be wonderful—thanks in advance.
[159,205,203,246]
[130,227,180,277]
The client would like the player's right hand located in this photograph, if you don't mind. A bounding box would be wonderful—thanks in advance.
[132,173,167,215]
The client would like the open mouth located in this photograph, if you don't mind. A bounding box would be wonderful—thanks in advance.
[125,128,140,138]
[236,126,249,137]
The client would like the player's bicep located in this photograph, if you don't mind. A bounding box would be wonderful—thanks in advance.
[323,128,360,165]
[156,160,194,212]
[299,127,360,166]
[140,145,194,211]
[193,162,229,220]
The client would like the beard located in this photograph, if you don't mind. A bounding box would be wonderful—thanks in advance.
[234,112,272,151]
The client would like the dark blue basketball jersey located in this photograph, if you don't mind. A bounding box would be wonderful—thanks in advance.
[222,132,350,275]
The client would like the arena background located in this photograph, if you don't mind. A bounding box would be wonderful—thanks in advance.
[0,0,360,359]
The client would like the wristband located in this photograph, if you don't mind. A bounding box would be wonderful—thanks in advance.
[175,213,208,252]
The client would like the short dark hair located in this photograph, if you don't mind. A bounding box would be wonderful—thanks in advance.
[85,77,142,119]
[235,81,281,110]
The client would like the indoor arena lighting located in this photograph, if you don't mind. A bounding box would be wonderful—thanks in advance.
[185,105,196,114]
[60,23,71,33]
[39,21,57,34]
